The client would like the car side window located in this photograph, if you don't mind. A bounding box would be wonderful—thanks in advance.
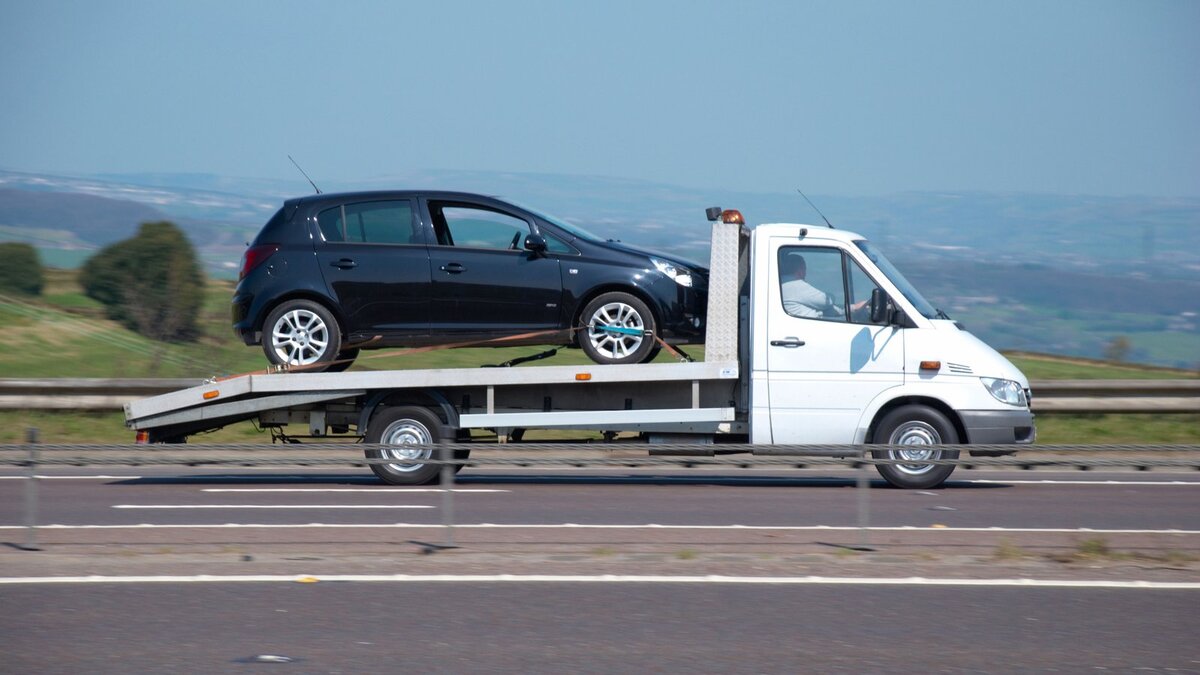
[430,203,531,250]
[317,201,418,245]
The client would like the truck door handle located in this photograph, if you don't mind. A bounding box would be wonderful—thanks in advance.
[331,258,357,270]
[770,337,805,348]
[440,263,466,274]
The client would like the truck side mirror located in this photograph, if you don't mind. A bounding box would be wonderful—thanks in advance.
[524,234,548,255]
[870,288,893,325]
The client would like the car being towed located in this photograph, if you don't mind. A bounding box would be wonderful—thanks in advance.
[232,190,708,370]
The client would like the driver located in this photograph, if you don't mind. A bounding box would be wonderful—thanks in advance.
[780,252,866,318]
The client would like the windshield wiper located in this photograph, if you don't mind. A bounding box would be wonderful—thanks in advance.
[935,308,952,320]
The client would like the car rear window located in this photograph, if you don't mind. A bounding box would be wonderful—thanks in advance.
[317,201,417,244]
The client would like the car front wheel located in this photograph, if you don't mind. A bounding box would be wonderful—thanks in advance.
[578,292,658,365]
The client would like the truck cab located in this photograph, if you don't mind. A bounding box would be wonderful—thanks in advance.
[745,220,1035,487]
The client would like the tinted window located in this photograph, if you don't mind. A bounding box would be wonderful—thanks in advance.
[431,203,530,250]
[317,201,416,244]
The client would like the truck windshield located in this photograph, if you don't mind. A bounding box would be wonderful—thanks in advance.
[854,240,940,320]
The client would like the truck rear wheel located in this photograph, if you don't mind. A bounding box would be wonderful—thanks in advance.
[871,405,959,489]
[365,406,452,486]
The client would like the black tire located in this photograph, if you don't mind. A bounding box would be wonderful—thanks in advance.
[870,405,960,489]
[261,299,342,371]
[578,292,658,365]
[365,406,466,485]
[323,348,360,373]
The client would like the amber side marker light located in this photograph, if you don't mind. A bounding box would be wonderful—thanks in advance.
[575,373,592,381]
[203,390,220,400]
[919,361,942,371]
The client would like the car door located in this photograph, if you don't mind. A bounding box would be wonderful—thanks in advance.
[765,240,904,443]
[423,199,563,339]
[312,199,431,343]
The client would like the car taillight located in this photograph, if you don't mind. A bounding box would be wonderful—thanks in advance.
[239,244,280,280]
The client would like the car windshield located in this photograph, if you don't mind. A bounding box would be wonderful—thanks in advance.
[853,240,940,320]
[506,200,607,242]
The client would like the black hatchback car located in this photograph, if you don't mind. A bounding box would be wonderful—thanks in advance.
[233,191,707,370]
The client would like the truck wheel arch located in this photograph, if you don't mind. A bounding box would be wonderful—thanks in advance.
[358,388,459,438]
[865,396,967,445]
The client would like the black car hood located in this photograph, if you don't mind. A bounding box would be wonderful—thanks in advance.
[597,239,708,273]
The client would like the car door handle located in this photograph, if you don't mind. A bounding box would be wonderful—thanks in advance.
[440,263,466,274]
[330,258,357,270]
[770,337,806,348]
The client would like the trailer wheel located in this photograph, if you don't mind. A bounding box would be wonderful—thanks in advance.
[578,292,658,365]
[365,406,461,486]
[871,405,959,489]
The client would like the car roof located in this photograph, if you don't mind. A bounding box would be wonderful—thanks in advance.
[285,190,506,209]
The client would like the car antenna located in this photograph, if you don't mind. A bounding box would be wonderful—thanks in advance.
[796,189,833,229]
[289,155,322,194]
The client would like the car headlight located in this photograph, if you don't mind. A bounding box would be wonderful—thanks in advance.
[980,377,1028,406]
[651,257,693,287]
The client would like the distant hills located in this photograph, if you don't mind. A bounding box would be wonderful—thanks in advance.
[1,167,1196,368]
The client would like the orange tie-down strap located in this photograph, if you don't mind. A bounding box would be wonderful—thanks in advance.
[215,325,691,381]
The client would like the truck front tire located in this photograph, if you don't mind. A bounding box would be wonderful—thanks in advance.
[871,405,959,489]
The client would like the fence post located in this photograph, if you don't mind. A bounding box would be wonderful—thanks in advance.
[440,444,456,548]
[855,449,874,552]
[22,427,41,551]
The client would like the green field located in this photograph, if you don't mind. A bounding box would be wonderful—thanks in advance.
[1,270,1196,444]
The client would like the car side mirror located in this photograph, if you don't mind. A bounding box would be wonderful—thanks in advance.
[524,234,548,254]
[870,288,893,325]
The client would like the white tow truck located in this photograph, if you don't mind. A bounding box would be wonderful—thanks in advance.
[125,208,1035,489]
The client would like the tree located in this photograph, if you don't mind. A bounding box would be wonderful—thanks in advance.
[0,242,45,296]
[80,221,205,343]
[1102,335,1132,363]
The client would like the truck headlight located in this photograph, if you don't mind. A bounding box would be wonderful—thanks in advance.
[651,257,693,287]
[981,377,1028,406]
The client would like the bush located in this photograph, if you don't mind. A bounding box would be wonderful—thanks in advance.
[80,221,205,342]
[0,242,45,296]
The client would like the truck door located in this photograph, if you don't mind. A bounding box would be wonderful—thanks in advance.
[765,240,904,443]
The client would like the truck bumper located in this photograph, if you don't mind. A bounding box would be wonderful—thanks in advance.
[962,409,1036,454]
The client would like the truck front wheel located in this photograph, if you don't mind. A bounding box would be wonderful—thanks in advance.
[871,405,959,489]
[365,406,449,486]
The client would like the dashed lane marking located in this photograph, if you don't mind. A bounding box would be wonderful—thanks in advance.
[110,504,435,509]
[199,488,510,493]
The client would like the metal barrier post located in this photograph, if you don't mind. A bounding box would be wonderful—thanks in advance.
[440,444,456,548]
[855,450,873,552]
[22,427,41,551]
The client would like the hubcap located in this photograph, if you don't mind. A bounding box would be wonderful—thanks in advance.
[270,309,329,365]
[379,420,433,473]
[886,421,943,476]
[587,302,646,360]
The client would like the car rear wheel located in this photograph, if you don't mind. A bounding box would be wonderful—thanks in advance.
[261,299,342,371]
[578,292,658,365]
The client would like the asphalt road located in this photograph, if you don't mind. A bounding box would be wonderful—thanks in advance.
[3,581,1198,673]
[3,465,1198,673]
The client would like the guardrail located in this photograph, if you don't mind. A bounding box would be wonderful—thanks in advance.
[4,435,1199,552]
[2,378,1197,413]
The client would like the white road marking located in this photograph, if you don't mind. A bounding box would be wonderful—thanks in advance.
[965,479,1200,486]
[0,574,1197,589]
[200,488,509,493]
[110,505,434,509]
[2,523,1197,534]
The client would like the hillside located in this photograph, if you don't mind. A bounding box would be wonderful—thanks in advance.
[0,168,1197,367]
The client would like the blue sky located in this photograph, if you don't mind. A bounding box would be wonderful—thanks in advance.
[1,0,1197,197]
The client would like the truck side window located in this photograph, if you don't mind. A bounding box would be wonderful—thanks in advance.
[846,256,884,325]
[779,247,846,321]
